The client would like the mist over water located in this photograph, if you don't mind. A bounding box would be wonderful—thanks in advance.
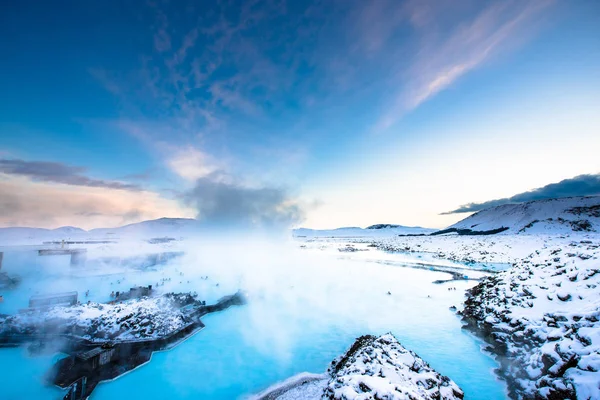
[0,234,506,399]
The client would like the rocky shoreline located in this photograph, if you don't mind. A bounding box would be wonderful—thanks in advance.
[459,240,600,400]
[255,333,464,400]
[0,290,247,399]
[299,230,600,399]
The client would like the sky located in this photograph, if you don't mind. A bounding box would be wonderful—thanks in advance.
[0,0,599,230]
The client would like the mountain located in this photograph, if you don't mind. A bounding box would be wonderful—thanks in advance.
[0,218,200,244]
[53,226,87,235]
[448,196,600,234]
[88,218,199,237]
[293,225,435,237]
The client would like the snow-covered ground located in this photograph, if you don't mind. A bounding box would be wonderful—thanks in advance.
[460,239,600,400]
[291,196,600,400]
[367,234,594,265]
[330,233,599,400]
[255,333,464,400]
[0,293,196,342]
[448,196,600,234]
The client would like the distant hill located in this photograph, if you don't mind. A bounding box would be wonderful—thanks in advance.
[447,196,600,234]
[3,196,598,244]
[293,225,435,238]
[88,218,199,237]
[0,218,200,244]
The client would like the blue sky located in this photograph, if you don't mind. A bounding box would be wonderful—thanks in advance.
[1,0,599,229]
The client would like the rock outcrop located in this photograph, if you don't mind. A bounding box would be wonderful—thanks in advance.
[255,333,464,400]
[460,240,600,400]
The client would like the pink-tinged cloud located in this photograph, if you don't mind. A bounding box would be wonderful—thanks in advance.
[0,175,194,230]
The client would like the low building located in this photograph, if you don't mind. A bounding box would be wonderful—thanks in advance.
[76,345,116,369]
[115,285,153,300]
[29,291,78,308]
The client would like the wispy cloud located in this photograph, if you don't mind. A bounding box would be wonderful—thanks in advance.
[374,0,555,131]
[442,173,600,214]
[0,158,141,191]
[151,1,171,53]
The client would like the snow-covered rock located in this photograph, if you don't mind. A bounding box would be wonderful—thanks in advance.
[0,293,198,342]
[448,196,600,234]
[460,239,600,400]
[255,334,464,400]
[324,334,464,400]
[364,233,597,266]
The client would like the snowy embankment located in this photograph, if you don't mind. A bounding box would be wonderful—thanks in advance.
[254,334,464,400]
[460,240,600,400]
[0,293,196,342]
[367,233,600,399]
[369,234,569,265]
[448,196,600,234]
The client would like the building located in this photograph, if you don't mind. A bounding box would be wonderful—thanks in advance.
[76,345,116,369]
[29,291,78,308]
[115,285,153,301]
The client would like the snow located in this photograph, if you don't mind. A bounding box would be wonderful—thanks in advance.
[460,239,600,399]
[0,217,200,244]
[293,225,435,238]
[250,373,327,400]
[343,230,600,399]
[448,196,600,234]
[292,196,600,399]
[0,294,194,342]
[88,217,199,238]
[324,334,464,400]
[255,334,464,400]
[369,234,572,265]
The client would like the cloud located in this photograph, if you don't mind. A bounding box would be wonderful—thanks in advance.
[183,173,305,229]
[442,173,600,214]
[0,158,141,191]
[166,147,221,182]
[151,3,171,52]
[0,176,195,229]
[374,0,554,131]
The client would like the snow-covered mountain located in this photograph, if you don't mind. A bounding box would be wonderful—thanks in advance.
[88,217,199,237]
[448,196,600,234]
[0,226,87,242]
[0,218,200,244]
[293,225,435,238]
[52,226,87,235]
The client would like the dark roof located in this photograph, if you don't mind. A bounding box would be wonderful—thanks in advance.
[77,347,104,360]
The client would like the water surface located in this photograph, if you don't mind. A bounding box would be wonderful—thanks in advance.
[0,243,507,399]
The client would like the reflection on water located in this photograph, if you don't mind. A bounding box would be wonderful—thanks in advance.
[0,242,507,400]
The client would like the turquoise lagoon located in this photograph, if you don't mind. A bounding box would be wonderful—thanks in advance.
[0,244,507,399]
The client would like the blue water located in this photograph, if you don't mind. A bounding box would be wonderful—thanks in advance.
[0,245,507,399]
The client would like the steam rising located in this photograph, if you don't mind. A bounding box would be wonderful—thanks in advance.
[0,234,500,398]
[184,175,305,229]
